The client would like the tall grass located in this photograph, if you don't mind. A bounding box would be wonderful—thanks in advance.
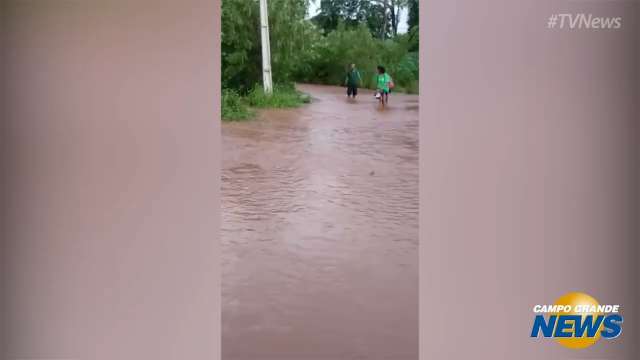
[222,84,310,121]
[247,84,309,108]
[222,89,253,121]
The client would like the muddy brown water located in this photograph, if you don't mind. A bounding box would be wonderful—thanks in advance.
[222,84,418,360]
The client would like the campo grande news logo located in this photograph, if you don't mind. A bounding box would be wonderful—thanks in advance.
[530,292,623,349]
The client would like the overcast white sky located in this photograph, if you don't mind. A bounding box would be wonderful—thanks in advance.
[306,0,409,34]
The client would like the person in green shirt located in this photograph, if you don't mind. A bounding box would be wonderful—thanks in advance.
[344,63,362,99]
[375,65,392,107]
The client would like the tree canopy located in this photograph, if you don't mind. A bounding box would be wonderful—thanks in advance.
[222,0,418,94]
[312,0,409,39]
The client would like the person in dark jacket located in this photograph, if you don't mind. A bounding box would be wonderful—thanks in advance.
[344,63,362,99]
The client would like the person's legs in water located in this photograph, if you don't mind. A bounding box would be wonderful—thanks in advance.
[378,90,385,109]
[347,85,358,99]
[346,63,360,99]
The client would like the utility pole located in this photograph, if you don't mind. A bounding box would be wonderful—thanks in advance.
[259,0,273,94]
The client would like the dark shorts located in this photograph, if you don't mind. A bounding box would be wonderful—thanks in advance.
[347,86,358,97]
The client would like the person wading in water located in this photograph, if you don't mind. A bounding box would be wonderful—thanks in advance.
[375,65,393,109]
[345,63,362,100]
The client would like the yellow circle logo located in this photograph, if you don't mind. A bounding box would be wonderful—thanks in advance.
[552,292,603,349]
[531,292,623,349]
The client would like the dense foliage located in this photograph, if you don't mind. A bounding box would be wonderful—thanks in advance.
[295,23,418,93]
[407,0,418,30]
[313,0,408,39]
[222,0,318,92]
[221,0,419,119]
[222,89,254,121]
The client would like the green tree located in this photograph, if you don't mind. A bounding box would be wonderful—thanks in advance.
[407,0,418,30]
[222,0,317,92]
[313,0,407,39]
[269,0,315,82]
[402,0,418,52]
[222,0,419,99]
[222,0,261,91]
[360,0,387,38]
[312,0,364,33]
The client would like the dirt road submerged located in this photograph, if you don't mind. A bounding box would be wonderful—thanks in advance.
[222,84,418,360]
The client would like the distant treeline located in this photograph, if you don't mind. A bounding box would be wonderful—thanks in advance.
[222,0,419,94]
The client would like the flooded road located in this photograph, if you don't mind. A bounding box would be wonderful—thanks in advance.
[222,84,418,360]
